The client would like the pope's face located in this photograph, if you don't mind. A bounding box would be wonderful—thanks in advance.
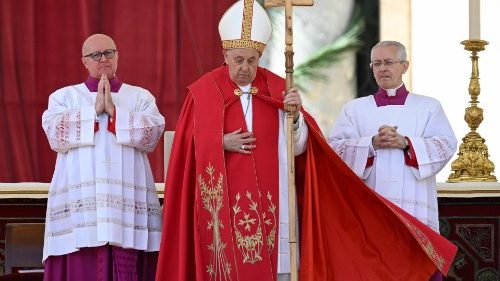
[81,35,118,79]
[224,48,260,86]
[371,45,408,89]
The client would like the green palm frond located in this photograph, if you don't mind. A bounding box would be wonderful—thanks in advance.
[294,3,364,91]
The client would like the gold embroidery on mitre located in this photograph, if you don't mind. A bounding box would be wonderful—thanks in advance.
[234,86,258,96]
[241,0,253,40]
[222,40,266,53]
[221,0,267,53]
[198,163,233,280]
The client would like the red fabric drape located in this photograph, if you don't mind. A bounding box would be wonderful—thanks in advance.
[0,0,234,182]
[296,122,457,280]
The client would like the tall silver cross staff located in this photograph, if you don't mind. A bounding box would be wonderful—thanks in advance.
[263,0,313,280]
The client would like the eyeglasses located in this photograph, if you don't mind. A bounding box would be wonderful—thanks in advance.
[84,49,117,61]
[370,60,405,69]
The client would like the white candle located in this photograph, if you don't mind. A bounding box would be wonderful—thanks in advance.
[469,0,480,39]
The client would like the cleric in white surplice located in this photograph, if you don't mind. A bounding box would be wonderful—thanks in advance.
[328,41,457,234]
[41,34,164,281]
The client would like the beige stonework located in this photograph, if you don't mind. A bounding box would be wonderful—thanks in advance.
[380,0,412,90]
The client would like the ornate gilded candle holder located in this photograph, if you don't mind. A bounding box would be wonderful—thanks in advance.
[448,40,497,182]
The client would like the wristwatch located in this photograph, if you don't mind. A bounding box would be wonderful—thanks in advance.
[403,138,410,152]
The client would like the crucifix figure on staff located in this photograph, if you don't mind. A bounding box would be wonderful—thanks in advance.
[155,0,459,280]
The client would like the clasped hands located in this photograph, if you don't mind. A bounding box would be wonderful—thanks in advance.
[372,125,407,150]
[95,74,115,117]
[223,88,302,154]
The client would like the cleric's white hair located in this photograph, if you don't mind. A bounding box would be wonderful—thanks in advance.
[371,41,407,61]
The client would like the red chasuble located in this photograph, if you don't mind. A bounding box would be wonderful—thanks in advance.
[156,66,457,281]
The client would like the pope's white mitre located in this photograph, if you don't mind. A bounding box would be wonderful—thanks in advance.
[218,0,272,53]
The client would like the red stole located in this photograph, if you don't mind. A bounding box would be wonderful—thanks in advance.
[188,66,284,280]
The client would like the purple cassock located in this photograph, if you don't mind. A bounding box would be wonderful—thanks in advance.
[373,84,409,107]
[84,76,123,93]
[43,245,158,281]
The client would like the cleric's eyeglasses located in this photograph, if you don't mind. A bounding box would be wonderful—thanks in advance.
[370,60,405,69]
[84,49,117,61]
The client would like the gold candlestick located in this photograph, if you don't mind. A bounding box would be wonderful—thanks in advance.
[448,40,497,182]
